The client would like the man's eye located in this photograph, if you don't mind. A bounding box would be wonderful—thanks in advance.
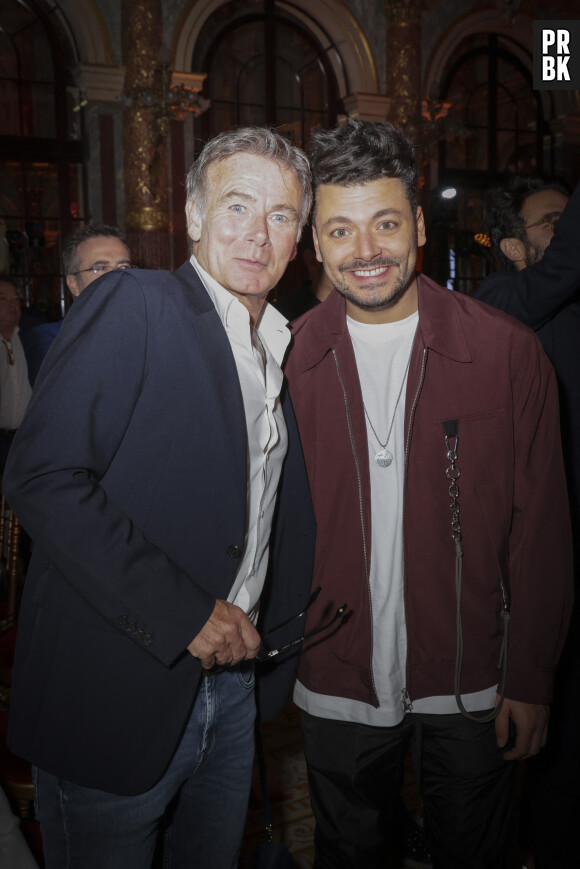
[380,221,396,230]
[231,204,244,213]
[330,228,348,238]
[272,213,287,223]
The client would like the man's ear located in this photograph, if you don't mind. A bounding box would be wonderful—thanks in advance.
[66,274,81,297]
[499,237,526,265]
[416,205,426,248]
[186,200,202,243]
[312,226,323,264]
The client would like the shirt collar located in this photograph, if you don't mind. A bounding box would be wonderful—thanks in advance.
[189,254,290,366]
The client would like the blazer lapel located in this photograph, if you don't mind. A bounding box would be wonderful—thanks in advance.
[173,261,247,479]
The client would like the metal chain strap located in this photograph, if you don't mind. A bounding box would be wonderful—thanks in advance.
[445,433,462,542]
[443,424,508,723]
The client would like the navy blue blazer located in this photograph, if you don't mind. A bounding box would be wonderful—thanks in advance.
[4,262,315,795]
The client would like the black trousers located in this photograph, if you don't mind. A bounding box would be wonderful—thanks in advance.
[301,709,516,869]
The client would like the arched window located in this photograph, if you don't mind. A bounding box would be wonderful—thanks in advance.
[0,0,83,316]
[426,32,554,294]
[439,33,550,177]
[192,0,341,149]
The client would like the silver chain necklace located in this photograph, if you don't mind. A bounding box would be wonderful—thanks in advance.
[363,335,415,468]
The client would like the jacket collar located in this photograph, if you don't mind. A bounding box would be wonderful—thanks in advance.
[290,272,472,372]
[173,260,216,315]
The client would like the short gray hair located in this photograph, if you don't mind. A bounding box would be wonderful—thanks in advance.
[185,127,312,234]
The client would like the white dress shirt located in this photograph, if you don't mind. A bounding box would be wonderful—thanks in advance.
[190,254,291,621]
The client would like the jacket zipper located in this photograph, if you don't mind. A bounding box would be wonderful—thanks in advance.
[332,349,378,706]
[401,346,428,713]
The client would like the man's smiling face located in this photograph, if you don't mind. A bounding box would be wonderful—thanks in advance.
[312,176,426,323]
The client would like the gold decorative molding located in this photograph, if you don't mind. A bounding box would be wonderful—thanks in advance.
[171,71,207,92]
[122,0,169,222]
[125,207,170,232]
[384,0,434,25]
[386,19,422,129]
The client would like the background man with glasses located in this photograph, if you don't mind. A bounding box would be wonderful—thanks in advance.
[19,225,133,387]
[63,223,132,296]
[476,177,580,869]
[3,127,315,869]
[0,276,31,471]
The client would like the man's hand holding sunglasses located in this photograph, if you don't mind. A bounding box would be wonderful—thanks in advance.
[187,599,261,670]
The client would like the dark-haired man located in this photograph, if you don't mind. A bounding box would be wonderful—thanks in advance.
[284,120,573,868]
[475,177,580,869]
[20,225,133,386]
[4,128,315,868]
[63,223,132,295]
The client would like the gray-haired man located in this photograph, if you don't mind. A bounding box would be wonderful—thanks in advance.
[4,128,315,869]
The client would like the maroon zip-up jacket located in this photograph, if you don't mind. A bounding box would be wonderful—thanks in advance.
[285,273,573,709]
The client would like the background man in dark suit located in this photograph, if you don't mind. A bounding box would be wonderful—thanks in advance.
[21,225,133,386]
[3,127,315,869]
[476,177,580,869]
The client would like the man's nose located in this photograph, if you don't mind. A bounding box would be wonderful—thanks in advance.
[354,230,381,261]
[247,214,271,246]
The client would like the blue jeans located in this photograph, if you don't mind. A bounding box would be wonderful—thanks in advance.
[34,666,256,869]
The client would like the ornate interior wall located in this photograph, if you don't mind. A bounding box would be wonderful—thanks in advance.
[1,0,578,301]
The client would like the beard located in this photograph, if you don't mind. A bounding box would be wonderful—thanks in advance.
[331,256,415,311]
[523,238,545,267]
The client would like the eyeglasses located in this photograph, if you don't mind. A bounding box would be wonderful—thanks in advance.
[525,214,560,233]
[256,586,349,662]
[74,264,135,276]
[203,587,349,674]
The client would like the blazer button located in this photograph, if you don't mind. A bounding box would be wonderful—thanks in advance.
[227,545,242,558]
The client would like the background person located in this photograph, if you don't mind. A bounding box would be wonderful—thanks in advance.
[0,276,31,472]
[476,176,580,869]
[62,224,132,297]
[20,225,133,385]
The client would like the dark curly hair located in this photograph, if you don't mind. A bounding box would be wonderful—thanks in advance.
[309,119,419,213]
[483,175,569,268]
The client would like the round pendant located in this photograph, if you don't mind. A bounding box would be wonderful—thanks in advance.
[375,448,393,468]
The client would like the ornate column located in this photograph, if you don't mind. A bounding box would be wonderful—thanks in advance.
[121,0,170,269]
[384,0,432,133]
